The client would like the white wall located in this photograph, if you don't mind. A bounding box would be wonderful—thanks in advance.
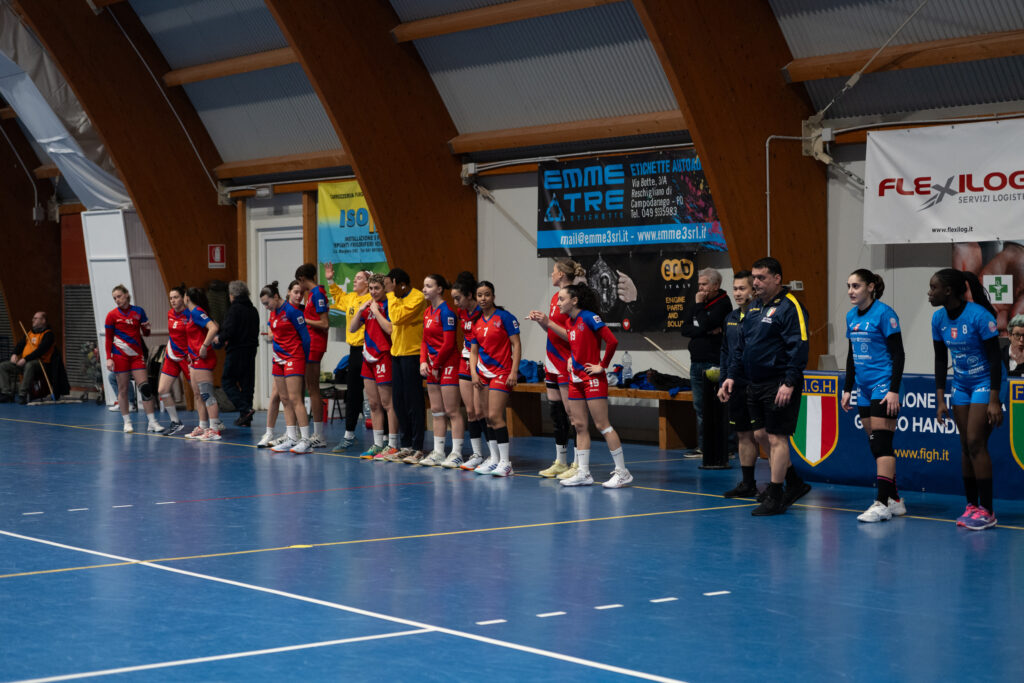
[827,145,952,374]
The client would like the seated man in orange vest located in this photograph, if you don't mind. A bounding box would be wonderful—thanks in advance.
[0,311,54,404]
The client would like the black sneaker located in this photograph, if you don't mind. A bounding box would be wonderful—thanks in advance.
[17,394,28,405]
[723,480,759,498]
[751,488,786,516]
[235,409,255,427]
[0,393,11,403]
[783,481,812,509]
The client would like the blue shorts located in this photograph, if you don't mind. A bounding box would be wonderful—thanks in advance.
[855,379,892,407]
[950,379,1007,406]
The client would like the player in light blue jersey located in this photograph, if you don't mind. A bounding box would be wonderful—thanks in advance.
[929,268,1004,531]
[841,269,906,523]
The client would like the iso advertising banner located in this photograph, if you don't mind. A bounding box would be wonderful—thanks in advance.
[317,180,388,327]
[537,150,726,256]
[789,373,1024,500]
[864,119,1024,244]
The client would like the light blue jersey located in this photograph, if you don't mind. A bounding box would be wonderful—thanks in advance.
[847,300,900,398]
[931,301,999,393]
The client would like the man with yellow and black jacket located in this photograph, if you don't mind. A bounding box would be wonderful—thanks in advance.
[0,311,54,404]
[721,257,811,516]
[385,268,427,460]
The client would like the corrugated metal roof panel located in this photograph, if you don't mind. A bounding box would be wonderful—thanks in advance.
[412,2,676,134]
[130,0,288,69]
[770,0,1024,58]
[389,0,510,23]
[184,63,340,163]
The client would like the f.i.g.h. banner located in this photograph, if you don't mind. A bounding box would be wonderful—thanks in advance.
[864,118,1024,244]
[536,150,727,256]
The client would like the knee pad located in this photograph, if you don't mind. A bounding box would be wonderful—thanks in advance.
[550,400,569,441]
[869,430,894,458]
[431,411,446,418]
[139,382,155,402]
[199,381,217,407]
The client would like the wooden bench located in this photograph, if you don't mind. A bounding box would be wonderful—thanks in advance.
[506,382,696,450]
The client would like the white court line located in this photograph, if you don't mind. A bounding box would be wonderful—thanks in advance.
[650,597,678,603]
[111,505,133,509]
[0,529,685,683]
[22,512,43,516]
[475,619,507,626]
[594,604,623,610]
[67,509,88,512]
[536,612,566,618]
[155,502,175,505]
[11,629,432,683]
[703,591,731,597]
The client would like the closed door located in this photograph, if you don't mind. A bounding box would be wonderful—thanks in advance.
[256,227,302,410]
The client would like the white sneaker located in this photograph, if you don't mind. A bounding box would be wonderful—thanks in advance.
[199,428,222,442]
[147,422,165,433]
[184,426,205,440]
[474,458,498,475]
[887,497,907,516]
[268,434,290,447]
[122,423,134,434]
[857,500,892,523]
[491,463,514,477]
[271,437,297,452]
[460,454,484,471]
[211,420,226,432]
[602,469,633,489]
[441,453,464,469]
[560,470,594,487]
[256,433,276,448]
[290,439,312,454]
[420,452,446,467]
[108,402,121,412]
[308,434,328,449]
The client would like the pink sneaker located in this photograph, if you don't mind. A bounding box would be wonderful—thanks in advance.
[962,505,997,531]
[199,428,221,442]
[184,426,205,440]
[956,504,979,527]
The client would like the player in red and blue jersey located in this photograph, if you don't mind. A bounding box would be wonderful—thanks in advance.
[528,259,585,479]
[297,263,331,448]
[537,284,632,489]
[930,268,1005,530]
[105,284,162,434]
[841,269,907,524]
[350,273,401,460]
[155,284,190,435]
[260,280,313,454]
[417,274,463,467]
[469,280,520,477]
[182,287,223,442]
[452,273,487,470]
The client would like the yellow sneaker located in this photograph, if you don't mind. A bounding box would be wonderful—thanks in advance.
[539,461,570,478]
[556,462,580,480]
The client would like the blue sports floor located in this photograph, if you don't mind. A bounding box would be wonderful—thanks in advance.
[1,403,1023,682]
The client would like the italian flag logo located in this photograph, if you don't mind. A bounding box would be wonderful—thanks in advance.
[790,374,839,466]
[1009,380,1024,472]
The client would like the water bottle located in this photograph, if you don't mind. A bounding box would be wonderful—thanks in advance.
[622,351,633,383]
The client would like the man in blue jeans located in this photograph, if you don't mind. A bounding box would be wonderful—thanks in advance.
[679,268,732,457]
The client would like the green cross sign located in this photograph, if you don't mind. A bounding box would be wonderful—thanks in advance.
[988,276,1010,303]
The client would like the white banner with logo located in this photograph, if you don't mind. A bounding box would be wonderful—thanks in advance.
[863,119,1024,244]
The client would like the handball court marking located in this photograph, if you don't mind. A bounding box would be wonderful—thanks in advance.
[4,416,1022,530]
[0,529,686,683]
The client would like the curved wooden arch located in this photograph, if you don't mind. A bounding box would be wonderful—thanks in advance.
[13,0,236,289]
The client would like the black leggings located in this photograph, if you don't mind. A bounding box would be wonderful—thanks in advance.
[344,346,365,432]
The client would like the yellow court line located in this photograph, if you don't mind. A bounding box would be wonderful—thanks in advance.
[0,502,756,580]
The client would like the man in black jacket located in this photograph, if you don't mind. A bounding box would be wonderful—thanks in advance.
[215,281,260,425]
[679,269,732,456]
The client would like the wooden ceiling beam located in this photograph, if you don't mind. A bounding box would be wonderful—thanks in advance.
[448,109,686,154]
[34,164,59,179]
[0,106,16,119]
[163,47,297,87]
[634,0,828,364]
[392,0,621,42]
[213,149,350,180]
[267,0,476,286]
[784,29,1024,83]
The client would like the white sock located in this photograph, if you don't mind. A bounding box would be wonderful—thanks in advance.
[470,437,483,457]
[122,414,131,425]
[389,433,399,448]
[345,430,355,440]
[434,433,447,455]
[610,447,625,471]
[299,425,310,440]
[373,429,385,447]
[287,425,298,439]
[451,438,464,456]
[312,419,323,436]
[487,440,499,462]
[200,420,210,429]
[498,441,510,465]
[148,413,159,425]
[576,449,590,475]
[164,402,179,422]
[555,444,568,465]
[264,428,274,438]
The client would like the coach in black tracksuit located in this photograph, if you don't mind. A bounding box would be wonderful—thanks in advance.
[216,281,260,425]
[721,257,811,516]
